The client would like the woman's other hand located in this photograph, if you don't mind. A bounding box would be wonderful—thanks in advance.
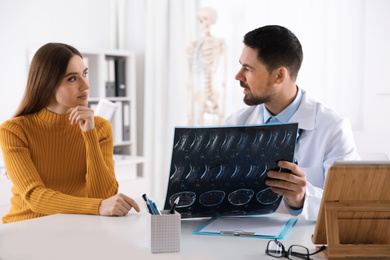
[98,193,141,216]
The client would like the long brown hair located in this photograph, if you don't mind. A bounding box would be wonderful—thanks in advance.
[14,43,83,118]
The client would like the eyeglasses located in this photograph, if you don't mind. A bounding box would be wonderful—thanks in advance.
[265,239,326,260]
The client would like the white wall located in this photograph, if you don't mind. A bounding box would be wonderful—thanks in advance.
[198,0,390,159]
[356,0,390,159]
[0,0,114,123]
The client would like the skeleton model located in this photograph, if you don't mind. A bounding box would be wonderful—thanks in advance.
[187,7,227,126]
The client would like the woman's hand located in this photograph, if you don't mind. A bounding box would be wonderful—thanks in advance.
[69,106,95,132]
[98,193,141,216]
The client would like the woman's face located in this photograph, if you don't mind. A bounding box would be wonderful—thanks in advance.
[47,55,89,114]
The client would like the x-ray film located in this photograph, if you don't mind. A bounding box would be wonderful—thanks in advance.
[163,123,298,218]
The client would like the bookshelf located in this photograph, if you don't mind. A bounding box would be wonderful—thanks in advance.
[82,49,137,156]
[82,49,148,186]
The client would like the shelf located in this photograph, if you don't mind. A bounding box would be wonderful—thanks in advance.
[113,140,132,145]
[114,155,149,183]
[83,49,138,157]
[88,97,132,102]
[113,155,148,166]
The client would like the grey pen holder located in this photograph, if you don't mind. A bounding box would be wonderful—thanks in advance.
[146,210,181,253]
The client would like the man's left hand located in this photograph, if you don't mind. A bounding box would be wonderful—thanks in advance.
[265,161,306,209]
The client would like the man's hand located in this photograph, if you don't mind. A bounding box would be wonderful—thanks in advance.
[265,161,306,209]
[98,193,141,216]
[69,106,95,132]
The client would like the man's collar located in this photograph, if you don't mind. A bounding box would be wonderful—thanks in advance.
[263,87,303,123]
[290,90,316,131]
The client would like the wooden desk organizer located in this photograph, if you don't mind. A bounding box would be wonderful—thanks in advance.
[312,161,390,259]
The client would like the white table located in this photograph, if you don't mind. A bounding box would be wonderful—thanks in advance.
[0,205,326,260]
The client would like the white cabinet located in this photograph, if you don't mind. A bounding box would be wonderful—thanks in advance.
[82,50,147,186]
[82,49,137,156]
[0,154,12,215]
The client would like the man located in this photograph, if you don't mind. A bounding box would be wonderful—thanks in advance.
[225,25,359,221]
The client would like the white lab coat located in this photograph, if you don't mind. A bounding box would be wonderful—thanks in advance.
[225,90,360,221]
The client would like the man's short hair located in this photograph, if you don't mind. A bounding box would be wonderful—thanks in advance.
[243,25,303,80]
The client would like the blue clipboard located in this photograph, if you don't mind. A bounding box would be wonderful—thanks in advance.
[193,216,297,239]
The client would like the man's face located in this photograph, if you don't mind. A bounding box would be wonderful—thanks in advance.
[235,46,276,106]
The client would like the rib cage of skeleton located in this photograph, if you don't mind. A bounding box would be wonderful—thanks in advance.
[187,7,227,126]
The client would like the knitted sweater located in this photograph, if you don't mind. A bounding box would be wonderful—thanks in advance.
[0,108,118,223]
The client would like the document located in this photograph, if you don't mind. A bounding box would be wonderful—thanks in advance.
[193,216,297,239]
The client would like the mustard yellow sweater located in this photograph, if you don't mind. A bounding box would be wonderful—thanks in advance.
[0,108,118,223]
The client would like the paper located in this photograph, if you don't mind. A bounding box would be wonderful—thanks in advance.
[94,98,117,122]
[194,216,297,239]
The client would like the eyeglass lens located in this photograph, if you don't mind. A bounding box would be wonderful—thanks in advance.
[266,239,318,260]
[288,245,310,260]
[266,240,285,257]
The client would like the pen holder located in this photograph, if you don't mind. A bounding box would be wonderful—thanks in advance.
[146,210,181,253]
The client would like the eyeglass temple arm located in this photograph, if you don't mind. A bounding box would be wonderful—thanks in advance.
[290,245,326,259]
[309,245,326,256]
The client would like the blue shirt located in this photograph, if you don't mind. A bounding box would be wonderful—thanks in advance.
[263,87,304,214]
[263,87,303,124]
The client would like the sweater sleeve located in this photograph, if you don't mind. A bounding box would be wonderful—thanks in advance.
[82,117,118,198]
[0,122,102,216]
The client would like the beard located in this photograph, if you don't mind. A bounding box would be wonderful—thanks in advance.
[240,81,274,106]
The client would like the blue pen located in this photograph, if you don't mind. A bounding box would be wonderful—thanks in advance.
[148,199,157,215]
[151,201,162,215]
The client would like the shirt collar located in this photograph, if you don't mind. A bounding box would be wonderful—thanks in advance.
[290,89,316,131]
[263,87,303,123]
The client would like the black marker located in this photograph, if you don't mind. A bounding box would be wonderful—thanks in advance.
[142,194,154,215]
[169,197,180,214]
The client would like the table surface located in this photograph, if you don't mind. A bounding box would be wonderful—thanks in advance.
[0,201,327,260]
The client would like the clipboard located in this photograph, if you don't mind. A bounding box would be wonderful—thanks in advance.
[193,216,297,239]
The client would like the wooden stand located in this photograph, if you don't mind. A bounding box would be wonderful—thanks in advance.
[325,201,390,259]
[312,161,390,259]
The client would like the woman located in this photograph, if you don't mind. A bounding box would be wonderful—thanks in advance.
[0,43,140,223]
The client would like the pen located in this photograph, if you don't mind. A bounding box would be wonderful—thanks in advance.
[149,199,158,215]
[169,197,180,214]
[142,194,154,215]
[151,201,162,215]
